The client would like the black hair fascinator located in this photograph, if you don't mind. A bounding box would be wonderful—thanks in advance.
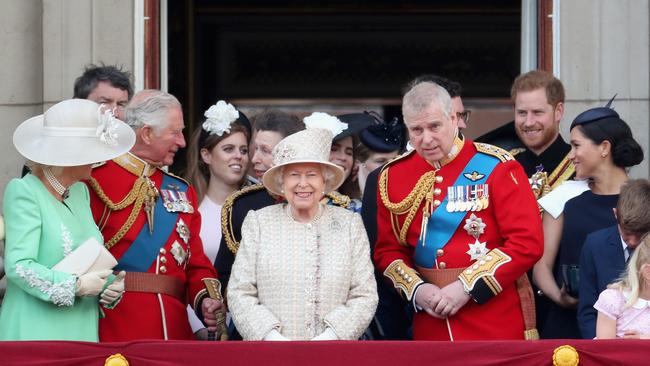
[570,94,619,129]
[359,111,406,153]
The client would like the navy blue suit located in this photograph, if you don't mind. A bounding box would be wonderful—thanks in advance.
[578,225,626,339]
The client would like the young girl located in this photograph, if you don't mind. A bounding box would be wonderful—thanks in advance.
[595,235,650,339]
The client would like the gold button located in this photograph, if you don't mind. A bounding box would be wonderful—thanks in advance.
[159,248,167,255]
[436,249,444,257]
[407,278,413,283]
[433,188,442,196]
[439,262,447,269]
[436,176,443,183]
[160,265,167,273]
[433,200,441,207]
[160,257,167,264]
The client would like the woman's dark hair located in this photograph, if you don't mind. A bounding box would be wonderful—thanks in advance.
[186,123,250,202]
[572,117,644,168]
[336,135,361,200]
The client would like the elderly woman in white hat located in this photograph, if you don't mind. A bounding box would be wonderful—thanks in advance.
[227,113,378,341]
[0,99,135,341]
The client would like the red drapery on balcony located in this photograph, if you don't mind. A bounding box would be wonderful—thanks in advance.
[0,339,647,365]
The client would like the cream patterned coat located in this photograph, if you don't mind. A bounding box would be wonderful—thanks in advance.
[227,204,378,340]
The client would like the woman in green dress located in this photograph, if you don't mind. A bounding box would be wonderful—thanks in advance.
[0,99,135,341]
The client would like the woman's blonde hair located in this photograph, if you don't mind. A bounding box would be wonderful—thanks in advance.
[609,234,650,308]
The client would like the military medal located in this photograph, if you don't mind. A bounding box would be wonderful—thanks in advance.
[446,186,456,212]
[463,214,486,238]
[464,214,488,261]
[143,178,159,233]
[171,240,188,267]
[466,238,489,261]
[176,219,190,244]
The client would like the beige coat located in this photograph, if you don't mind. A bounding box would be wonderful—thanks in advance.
[227,204,378,340]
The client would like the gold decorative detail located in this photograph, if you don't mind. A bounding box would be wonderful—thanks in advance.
[324,191,351,208]
[525,328,540,340]
[383,260,423,300]
[379,168,437,245]
[88,175,158,249]
[553,345,579,366]
[509,147,526,156]
[104,353,129,366]
[221,183,268,254]
[548,156,575,191]
[202,278,229,341]
[475,142,514,162]
[459,248,511,294]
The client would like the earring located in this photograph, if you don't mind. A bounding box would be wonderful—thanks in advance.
[602,153,608,158]
[280,189,284,194]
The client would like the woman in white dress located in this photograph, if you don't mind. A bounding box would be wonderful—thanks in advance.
[185,100,252,339]
[228,113,378,341]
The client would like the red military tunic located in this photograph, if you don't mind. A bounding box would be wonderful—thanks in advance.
[87,153,217,341]
[374,137,543,340]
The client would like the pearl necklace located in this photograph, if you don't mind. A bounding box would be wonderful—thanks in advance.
[43,168,69,200]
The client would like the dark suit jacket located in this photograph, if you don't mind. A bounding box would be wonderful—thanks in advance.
[578,225,626,339]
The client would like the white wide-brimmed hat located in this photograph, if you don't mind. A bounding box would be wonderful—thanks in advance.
[262,112,347,196]
[13,99,136,166]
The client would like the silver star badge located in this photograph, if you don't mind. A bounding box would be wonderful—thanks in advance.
[176,219,190,244]
[463,213,486,239]
[466,238,489,261]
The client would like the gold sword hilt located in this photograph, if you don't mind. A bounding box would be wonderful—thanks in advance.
[202,278,228,341]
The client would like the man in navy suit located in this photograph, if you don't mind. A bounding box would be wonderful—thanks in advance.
[578,179,650,339]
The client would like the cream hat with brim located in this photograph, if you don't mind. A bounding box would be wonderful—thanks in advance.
[13,99,135,167]
[262,112,347,196]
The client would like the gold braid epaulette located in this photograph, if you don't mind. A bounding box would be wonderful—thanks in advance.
[222,183,268,254]
[87,176,153,249]
[379,167,436,246]
[325,191,350,208]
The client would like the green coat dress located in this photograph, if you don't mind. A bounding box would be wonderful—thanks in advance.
[0,174,103,341]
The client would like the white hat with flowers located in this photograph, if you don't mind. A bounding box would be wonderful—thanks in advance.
[13,99,135,167]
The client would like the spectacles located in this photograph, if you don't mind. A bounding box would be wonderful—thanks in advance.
[456,110,472,124]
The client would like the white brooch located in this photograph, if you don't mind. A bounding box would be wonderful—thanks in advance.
[171,241,188,267]
[466,239,489,261]
[463,214,486,239]
[276,145,296,163]
[202,100,239,136]
[303,112,348,136]
[96,105,119,146]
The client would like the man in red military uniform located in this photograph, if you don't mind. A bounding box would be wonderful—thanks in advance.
[87,90,224,341]
[374,82,543,340]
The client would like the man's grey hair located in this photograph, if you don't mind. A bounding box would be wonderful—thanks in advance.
[402,82,453,120]
[125,89,181,132]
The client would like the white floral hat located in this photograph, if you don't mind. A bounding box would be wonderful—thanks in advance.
[13,99,135,166]
[262,112,347,196]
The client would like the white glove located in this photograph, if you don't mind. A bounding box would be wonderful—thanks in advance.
[75,270,112,297]
[263,329,290,341]
[100,271,126,305]
[311,327,338,341]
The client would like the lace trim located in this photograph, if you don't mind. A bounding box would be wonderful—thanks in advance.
[61,224,73,257]
[15,264,76,307]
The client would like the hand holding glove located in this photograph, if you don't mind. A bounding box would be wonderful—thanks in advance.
[75,269,112,297]
[100,270,126,306]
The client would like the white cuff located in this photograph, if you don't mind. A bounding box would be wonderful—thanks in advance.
[264,329,290,341]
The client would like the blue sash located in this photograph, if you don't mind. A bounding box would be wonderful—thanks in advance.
[115,174,184,272]
[414,153,499,268]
